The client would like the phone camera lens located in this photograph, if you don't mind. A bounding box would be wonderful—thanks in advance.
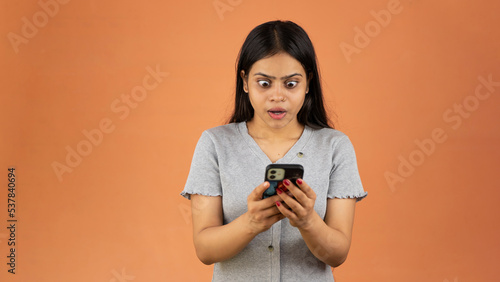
[269,175,276,179]
[270,170,276,174]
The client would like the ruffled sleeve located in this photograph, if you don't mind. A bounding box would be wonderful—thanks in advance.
[181,131,222,200]
[328,135,367,202]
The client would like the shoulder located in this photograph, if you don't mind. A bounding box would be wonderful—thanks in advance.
[190,123,243,162]
[198,122,243,146]
[308,126,350,145]
[204,122,240,136]
[305,127,359,160]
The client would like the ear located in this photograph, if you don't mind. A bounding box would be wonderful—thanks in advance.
[306,72,313,94]
[240,70,248,93]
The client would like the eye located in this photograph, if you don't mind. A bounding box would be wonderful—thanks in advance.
[286,81,298,88]
[258,80,271,88]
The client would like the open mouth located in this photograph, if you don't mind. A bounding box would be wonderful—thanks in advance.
[268,108,287,120]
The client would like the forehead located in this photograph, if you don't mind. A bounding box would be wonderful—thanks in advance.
[249,52,305,75]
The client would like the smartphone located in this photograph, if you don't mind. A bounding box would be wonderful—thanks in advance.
[262,164,304,199]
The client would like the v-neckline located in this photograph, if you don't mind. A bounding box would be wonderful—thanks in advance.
[237,121,312,164]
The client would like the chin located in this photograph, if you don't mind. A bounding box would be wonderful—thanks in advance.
[266,119,293,129]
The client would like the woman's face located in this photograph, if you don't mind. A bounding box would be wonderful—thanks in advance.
[241,52,310,131]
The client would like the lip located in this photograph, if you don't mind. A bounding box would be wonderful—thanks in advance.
[268,107,287,120]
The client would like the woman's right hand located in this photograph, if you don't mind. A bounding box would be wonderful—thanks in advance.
[244,181,285,235]
[191,182,285,264]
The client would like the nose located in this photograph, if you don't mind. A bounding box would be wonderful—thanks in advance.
[269,84,286,102]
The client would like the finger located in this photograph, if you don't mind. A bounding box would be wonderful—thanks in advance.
[282,179,307,205]
[248,181,270,201]
[295,178,315,198]
[267,212,286,224]
[275,200,297,220]
[251,195,284,217]
[277,186,302,213]
[284,178,315,206]
[262,205,284,218]
[259,194,283,208]
[281,201,291,210]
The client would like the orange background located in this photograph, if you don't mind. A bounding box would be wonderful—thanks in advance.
[1,0,500,281]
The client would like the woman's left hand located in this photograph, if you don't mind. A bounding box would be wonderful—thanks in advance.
[275,178,318,230]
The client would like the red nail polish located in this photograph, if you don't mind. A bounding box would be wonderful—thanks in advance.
[283,179,291,186]
[276,201,281,207]
[277,188,282,194]
[296,179,303,185]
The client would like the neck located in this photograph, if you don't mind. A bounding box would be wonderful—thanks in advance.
[246,119,305,141]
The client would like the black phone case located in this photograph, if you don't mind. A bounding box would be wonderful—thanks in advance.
[262,164,304,199]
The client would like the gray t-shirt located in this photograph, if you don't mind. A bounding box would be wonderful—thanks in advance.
[181,122,367,281]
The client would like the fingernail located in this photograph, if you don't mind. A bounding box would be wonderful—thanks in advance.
[276,201,281,207]
[277,188,282,194]
[296,179,303,185]
[283,179,291,186]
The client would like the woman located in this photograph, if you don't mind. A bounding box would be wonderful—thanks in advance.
[181,20,368,281]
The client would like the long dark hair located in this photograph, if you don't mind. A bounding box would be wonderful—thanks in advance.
[228,20,333,129]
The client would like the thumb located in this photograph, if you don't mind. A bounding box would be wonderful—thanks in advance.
[248,181,270,201]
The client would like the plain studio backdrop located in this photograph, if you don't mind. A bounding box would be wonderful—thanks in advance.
[1,0,499,281]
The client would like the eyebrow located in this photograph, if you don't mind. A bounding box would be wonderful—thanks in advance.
[253,72,303,80]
